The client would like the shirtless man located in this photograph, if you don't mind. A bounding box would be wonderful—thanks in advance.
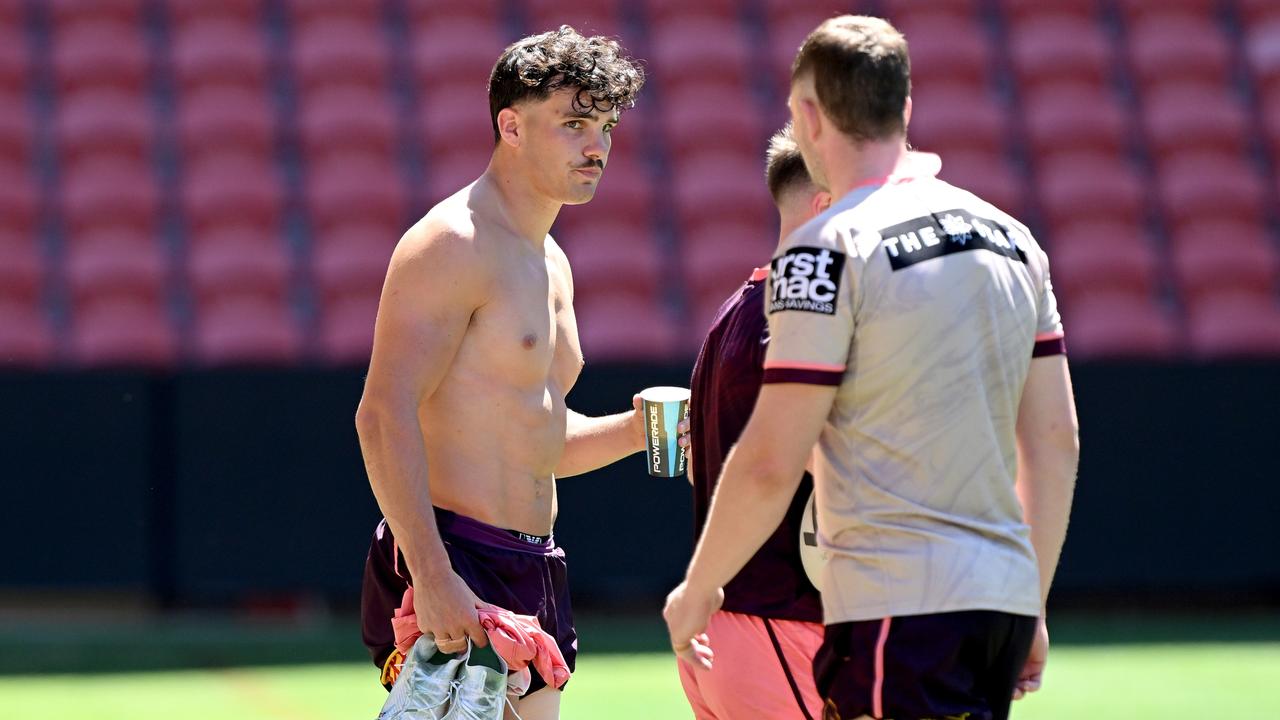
[355,27,645,718]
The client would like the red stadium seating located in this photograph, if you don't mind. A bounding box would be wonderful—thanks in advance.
[574,295,678,361]
[554,155,656,236]
[660,85,766,158]
[1127,16,1232,89]
[317,294,379,366]
[298,87,398,164]
[1156,153,1269,228]
[1170,222,1279,304]
[527,0,624,38]
[1245,19,1280,98]
[405,0,502,26]
[163,0,265,30]
[909,87,1010,158]
[1036,155,1148,232]
[895,15,993,92]
[182,156,284,234]
[681,221,775,325]
[284,0,383,27]
[291,20,392,94]
[64,229,168,309]
[0,239,43,304]
[1185,293,1280,358]
[310,223,396,304]
[50,0,145,30]
[306,158,409,235]
[187,228,292,306]
[0,26,30,98]
[1007,15,1113,91]
[418,91,497,164]
[55,91,154,169]
[178,87,275,164]
[61,160,160,235]
[1116,0,1218,22]
[1141,84,1250,160]
[1239,0,1280,25]
[937,151,1027,218]
[1047,223,1161,300]
[193,297,303,366]
[649,20,752,92]
[760,0,863,30]
[0,97,33,168]
[0,301,56,367]
[672,152,772,235]
[998,0,1098,23]
[0,164,38,234]
[556,228,664,303]
[0,0,22,25]
[410,19,510,94]
[1023,86,1129,161]
[68,298,177,368]
[1058,292,1181,359]
[171,20,271,94]
[52,22,149,96]
[643,0,738,23]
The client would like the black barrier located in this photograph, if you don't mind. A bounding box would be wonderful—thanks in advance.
[0,363,1277,608]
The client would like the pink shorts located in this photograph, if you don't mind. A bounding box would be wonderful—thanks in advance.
[677,610,825,720]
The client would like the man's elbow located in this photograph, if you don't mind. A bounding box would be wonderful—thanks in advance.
[355,393,398,442]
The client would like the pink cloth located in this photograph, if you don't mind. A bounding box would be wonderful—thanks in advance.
[390,587,570,693]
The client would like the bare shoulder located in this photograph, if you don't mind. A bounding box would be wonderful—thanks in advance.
[545,234,575,293]
[387,202,491,298]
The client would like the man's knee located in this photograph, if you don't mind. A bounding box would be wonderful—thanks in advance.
[511,686,561,720]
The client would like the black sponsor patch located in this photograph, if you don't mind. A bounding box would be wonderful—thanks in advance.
[880,209,1028,271]
[769,246,846,315]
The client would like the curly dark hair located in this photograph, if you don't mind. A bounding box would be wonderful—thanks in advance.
[488,26,645,142]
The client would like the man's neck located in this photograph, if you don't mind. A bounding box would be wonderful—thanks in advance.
[824,138,911,202]
[479,153,561,248]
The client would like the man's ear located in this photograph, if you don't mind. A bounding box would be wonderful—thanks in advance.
[902,95,912,131]
[497,107,521,148]
[811,191,833,216]
[798,96,823,145]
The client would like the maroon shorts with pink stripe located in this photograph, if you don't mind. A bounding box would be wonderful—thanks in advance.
[814,610,1036,720]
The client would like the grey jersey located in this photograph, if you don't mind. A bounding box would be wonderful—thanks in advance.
[762,153,1064,623]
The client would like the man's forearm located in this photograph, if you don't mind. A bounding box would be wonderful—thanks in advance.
[356,402,451,580]
[1017,450,1078,608]
[555,409,643,478]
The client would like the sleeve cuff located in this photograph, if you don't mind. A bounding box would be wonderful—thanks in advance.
[1032,335,1067,357]
[762,367,844,385]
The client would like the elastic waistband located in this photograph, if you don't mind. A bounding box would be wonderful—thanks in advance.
[434,507,556,555]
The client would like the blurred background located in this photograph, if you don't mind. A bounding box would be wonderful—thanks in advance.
[1,0,1278,717]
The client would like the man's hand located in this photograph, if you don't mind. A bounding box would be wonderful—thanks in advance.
[1014,615,1049,700]
[662,579,723,671]
[630,394,693,463]
[414,568,489,654]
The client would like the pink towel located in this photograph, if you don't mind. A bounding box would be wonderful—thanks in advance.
[390,587,570,693]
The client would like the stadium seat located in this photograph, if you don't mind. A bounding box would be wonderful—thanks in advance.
[182,156,284,235]
[424,152,488,205]
[52,22,149,96]
[527,0,624,38]
[1007,15,1112,91]
[163,0,265,30]
[556,228,664,303]
[883,0,981,24]
[1259,92,1280,154]
[554,155,657,237]
[660,85,766,158]
[177,87,275,164]
[0,239,43,304]
[574,295,678,361]
[64,229,168,308]
[0,0,22,25]
[937,151,1027,219]
[310,224,396,305]
[998,0,1099,23]
[672,152,772,235]
[1115,0,1218,22]
[909,87,1010,158]
[1023,86,1129,161]
[50,0,144,29]
[1047,223,1161,300]
[895,15,993,91]
[1058,292,1180,359]
[187,228,292,306]
[0,301,56,367]
[404,0,502,26]
[306,158,409,235]
[1170,222,1279,304]
[193,297,304,366]
[682,221,775,316]
[171,20,271,95]
[0,26,30,98]
[317,294,379,366]
[643,0,737,24]
[0,97,33,168]
[0,164,37,234]
[410,19,510,94]
[418,89,496,164]
[55,91,154,169]
[1239,0,1280,25]
[1140,84,1250,160]
[761,0,863,30]
[1036,155,1148,232]
[1127,16,1232,89]
[649,20,752,92]
[291,19,392,94]
[1185,293,1280,359]
[1245,19,1280,99]
[61,160,160,235]
[1156,153,1268,228]
[68,297,177,368]
[284,0,382,27]
[768,16,821,89]
[298,87,398,164]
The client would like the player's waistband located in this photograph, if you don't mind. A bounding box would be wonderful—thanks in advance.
[433,506,556,555]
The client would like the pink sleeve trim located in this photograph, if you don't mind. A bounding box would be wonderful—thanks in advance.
[1035,330,1065,342]
[873,617,892,718]
[762,360,847,372]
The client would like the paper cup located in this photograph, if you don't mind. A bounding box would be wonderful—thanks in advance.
[640,386,690,477]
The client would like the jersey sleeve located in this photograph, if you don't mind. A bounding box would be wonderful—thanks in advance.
[762,232,856,386]
[1032,246,1066,357]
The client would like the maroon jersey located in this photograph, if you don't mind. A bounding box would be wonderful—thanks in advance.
[689,267,822,622]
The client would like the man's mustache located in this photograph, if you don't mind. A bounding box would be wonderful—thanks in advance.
[575,159,605,170]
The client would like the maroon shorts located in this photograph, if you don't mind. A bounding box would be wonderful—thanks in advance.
[360,509,577,695]
[814,610,1037,720]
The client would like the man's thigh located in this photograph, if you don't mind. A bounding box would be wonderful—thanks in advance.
[511,686,560,720]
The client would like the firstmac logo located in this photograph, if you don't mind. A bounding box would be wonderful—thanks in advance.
[769,246,846,316]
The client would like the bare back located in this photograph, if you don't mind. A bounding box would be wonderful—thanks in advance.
[412,186,583,535]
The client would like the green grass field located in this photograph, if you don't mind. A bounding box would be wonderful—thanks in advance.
[2,614,1278,719]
